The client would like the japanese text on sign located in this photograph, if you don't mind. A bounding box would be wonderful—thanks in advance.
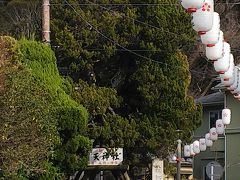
[89,148,123,165]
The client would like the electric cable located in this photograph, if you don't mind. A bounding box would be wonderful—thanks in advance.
[64,0,170,65]
[49,2,240,6]
[65,1,221,76]
[85,0,189,38]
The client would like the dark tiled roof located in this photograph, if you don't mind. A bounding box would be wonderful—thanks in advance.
[195,92,224,105]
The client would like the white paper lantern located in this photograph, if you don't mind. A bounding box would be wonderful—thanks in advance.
[206,31,224,60]
[199,138,207,151]
[231,84,240,95]
[180,0,205,13]
[184,145,191,157]
[205,133,213,147]
[216,119,224,135]
[230,72,240,94]
[210,127,218,141]
[228,67,239,90]
[234,94,240,99]
[193,140,200,154]
[221,76,234,87]
[234,94,240,101]
[190,144,195,156]
[214,42,231,74]
[191,0,214,34]
[222,65,237,87]
[222,108,231,125]
[220,54,234,81]
[201,12,220,46]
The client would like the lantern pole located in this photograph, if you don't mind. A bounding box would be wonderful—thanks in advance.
[176,129,182,180]
[177,139,182,180]
[224,91,227,109]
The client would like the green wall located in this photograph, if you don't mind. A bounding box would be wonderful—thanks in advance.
[194,105,224,137]
[193,91,240,180]
[225,92,240,180]
[193,103,224,179]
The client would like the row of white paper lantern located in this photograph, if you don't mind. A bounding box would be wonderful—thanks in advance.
[180,0,236,157]
[181,0,240,100]
[184,108,231,157]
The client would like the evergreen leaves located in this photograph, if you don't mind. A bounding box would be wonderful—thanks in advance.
[0,37,91,178]
[0,0,203,178]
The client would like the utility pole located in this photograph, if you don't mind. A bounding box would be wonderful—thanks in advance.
[42,0,50,44]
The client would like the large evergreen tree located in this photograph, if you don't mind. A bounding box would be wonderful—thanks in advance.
[122,52,201,165]
[0,0,202,178]
[51,0,201,175]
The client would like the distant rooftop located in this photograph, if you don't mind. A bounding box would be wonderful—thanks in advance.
[195,91,224,106]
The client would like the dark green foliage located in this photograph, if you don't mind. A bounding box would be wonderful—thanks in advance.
[100,114,139,148]
[0,37,91,178]
[50,0,140,82]
[49,0,202,176]
[124,52,202,153]
[73,80,138,147]
[0,36,59,177]
[57,106,87,135]
[54,134,91,173]
[1,0,203,178]
[86,113,140,149]
[50,0,195,82]
[74,79,121,114]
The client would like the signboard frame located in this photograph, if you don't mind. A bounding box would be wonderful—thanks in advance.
[89,148,123,166]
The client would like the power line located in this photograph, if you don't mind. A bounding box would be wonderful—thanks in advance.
[63,0,240,41]
[64,0,170,66]
[84,0,187,38]
[50,2,240,6]
[1,0,240,5]
[51,3,179,6]
[84,48,190,52]
[1,0,239,5]
[63,0,213,76]
[0,0,237,77]
[81,48,240,52]
[62,1,240,76]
